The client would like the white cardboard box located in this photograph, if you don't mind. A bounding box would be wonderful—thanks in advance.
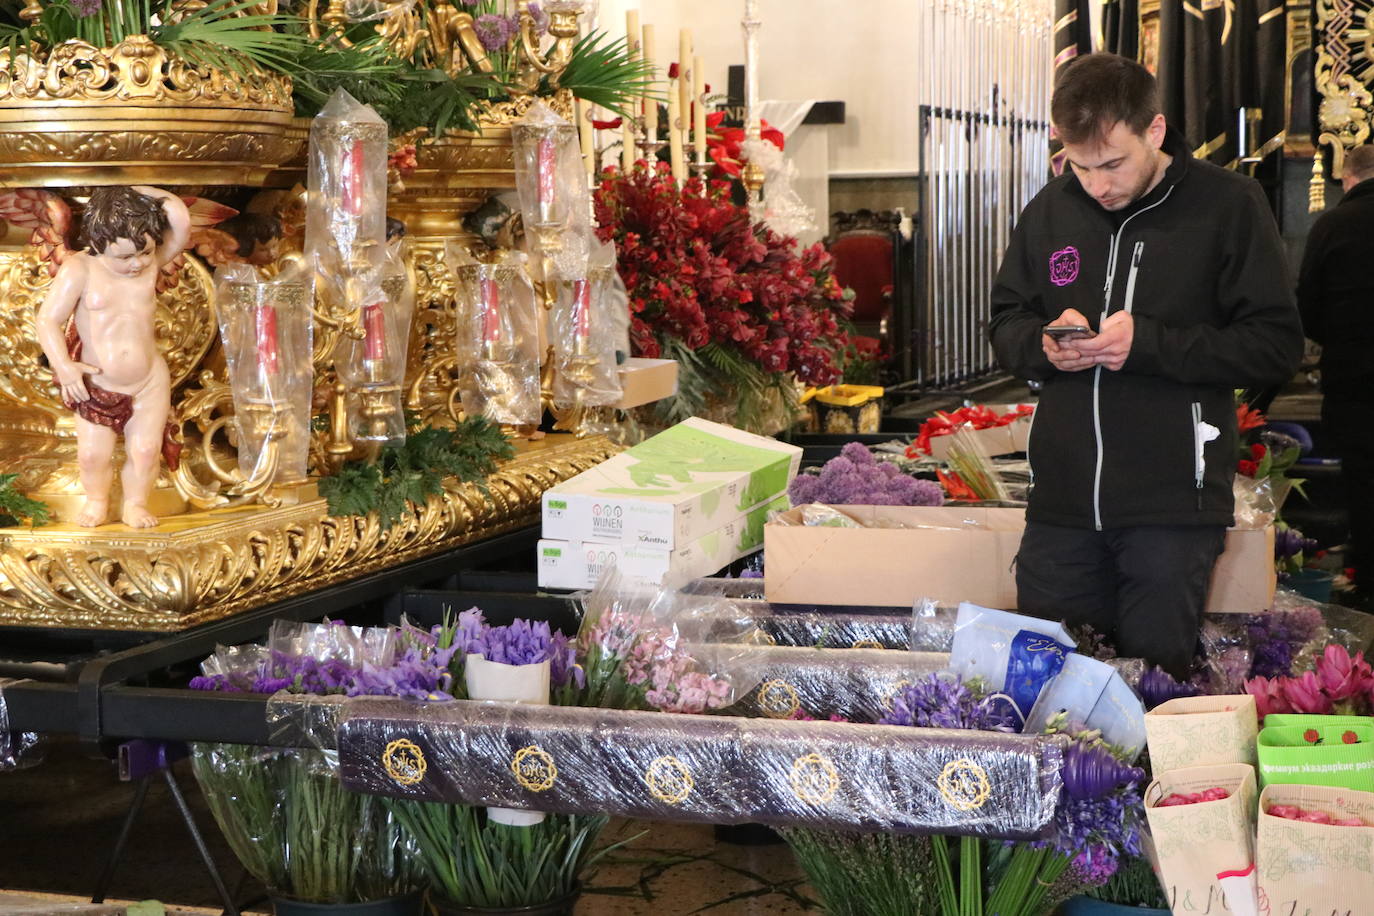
[542,417,801,549]
[538,494,786,590]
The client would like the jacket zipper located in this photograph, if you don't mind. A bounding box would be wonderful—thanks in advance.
[1091,191,1172,531]
[1192,400,1205,510]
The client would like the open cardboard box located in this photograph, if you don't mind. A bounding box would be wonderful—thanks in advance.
[613,357,679,409]
[924,403,1034,460]
[763,504,1275,612]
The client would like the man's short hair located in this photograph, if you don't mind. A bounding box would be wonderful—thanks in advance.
[1051,53,1160,146]
[79,187,169,255]
[1347,145,1374,183]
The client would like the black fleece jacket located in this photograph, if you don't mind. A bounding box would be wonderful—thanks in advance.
[988,128,1304,530]
[1296,177,1374,400]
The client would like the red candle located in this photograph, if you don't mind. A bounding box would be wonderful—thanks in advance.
[254,303,280,378]
[341,138,365,216]
[479,276,501,345]
[363,301,386,361]
[536,136,557,219]
[572,278,591,340]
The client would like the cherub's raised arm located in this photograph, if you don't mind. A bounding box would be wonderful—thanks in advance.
[131,185,191,266]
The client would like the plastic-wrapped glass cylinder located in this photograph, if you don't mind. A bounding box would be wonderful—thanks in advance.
[336,242,414,444]
[512,102,592,279]
[215,266,314,486]
[447,248,542,426]
[551,264,623,407]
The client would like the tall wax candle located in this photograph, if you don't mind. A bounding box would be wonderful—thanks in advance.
[642,25,658,140]
[363,302,386,362]
[693,54,707,166]
[623,9,640,171]
[666,79,684,183]
[678,29,693,146]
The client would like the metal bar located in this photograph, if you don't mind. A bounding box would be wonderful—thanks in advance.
[163,766,242,916]
[90,775,151,904]
[68,525,541,751]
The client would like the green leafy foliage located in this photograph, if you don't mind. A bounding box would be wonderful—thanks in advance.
[0,473,50,527]
[319,417,515,531]
[656,338,799,436]
[550,31,660,119]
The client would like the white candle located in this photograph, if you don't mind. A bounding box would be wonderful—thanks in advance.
[678,29,693,146]
[743,0,760,140]
[693,54,707,167]
[577,98,595,180]
[623,9,640,171]
[642,24,658,140]
[667,78,684,183]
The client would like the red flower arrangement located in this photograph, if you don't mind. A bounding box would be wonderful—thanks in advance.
[905,404,1035,457]
[704,111,785,179]
[594,163,851,409]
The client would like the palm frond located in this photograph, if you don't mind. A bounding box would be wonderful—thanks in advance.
[553,30,660,119]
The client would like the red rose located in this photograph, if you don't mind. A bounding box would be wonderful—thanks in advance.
[1344,730,1360,745]
[1250,443,1267,461]
[1305,728,1321,743]
[1237,459,1258,477]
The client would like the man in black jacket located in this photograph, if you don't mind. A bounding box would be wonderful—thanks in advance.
[988,53,1303,677]
[1297,144,1374,600]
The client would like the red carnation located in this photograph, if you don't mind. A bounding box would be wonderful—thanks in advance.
[1237,459,1258,477]
[1250,443,1267,461]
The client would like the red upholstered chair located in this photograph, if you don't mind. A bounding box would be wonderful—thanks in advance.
[828,209,899,341]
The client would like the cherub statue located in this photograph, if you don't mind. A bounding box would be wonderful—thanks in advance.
[35,186,191,528]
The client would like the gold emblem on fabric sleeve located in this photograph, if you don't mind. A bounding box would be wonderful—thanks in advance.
[381,738,427,787]
[758,679,801,719]
[790,753,840,805]
[938,758,993,811]
[511,745,557,792]
[644,755,694,805]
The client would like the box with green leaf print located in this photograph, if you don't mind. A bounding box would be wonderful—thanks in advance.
[542,418,801,548]
[538,494,785,591]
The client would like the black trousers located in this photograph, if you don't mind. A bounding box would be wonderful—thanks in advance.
[1014,520,1227,679]
[1322,395,1374,585]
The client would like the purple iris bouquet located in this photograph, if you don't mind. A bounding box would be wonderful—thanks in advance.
[789,441,944,507]
[783,675,1148,916]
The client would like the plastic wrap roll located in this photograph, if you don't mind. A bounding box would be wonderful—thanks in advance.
[0,678,44,770]
[724,648,952,722]
[337,697,1065,840]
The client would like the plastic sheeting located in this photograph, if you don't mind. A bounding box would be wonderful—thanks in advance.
[0,678,43,771]
[336,697,1066,840]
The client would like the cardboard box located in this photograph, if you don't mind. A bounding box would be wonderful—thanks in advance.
[613,357,679,410]
[537,494,786,590]
[927,414,1032,460]
[1256,783,1374,916]
[1145,694,1259,775]
[763,504,1275,613]
[542,417,801,549]
[1144,763,1258,916]
[1206,525,1276,614]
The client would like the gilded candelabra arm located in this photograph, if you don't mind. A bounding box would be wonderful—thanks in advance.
[18,0,43,22]
[512,0,582,90]
[325,379,356,472]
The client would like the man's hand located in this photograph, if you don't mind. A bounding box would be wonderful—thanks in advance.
[1074,310,1134,371]
[1042,308,1097,372]
[54,360,99,403]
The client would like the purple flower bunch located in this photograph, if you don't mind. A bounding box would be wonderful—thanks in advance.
[789,442,944,507]
[70,0,101,17]
[441,607,582,690]
[472,6,546,52]
[879,674,1016,732]
[1043,778,1145,886]
[189,643,457,700]
[1274,524,1319,563]
[1245,605,1324,679]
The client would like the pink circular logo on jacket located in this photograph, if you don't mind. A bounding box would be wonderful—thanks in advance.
[1049,246,1080,286]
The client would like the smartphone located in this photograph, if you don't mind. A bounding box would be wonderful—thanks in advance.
[1044,325,1094,341]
